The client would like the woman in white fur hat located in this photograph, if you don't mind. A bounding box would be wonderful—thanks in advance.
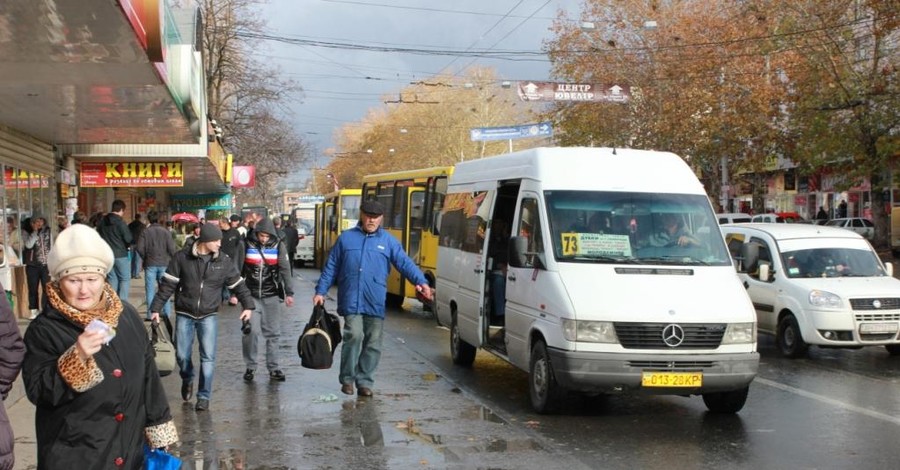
[21,225,178,469]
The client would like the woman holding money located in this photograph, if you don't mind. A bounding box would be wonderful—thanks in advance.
[21,224,178,469]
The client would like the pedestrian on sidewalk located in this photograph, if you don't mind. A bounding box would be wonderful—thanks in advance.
[128,213,146,279]
[240,217,294,383]
[218,216,244,306]
[135,211,176,321]
[22,225,178,469]
[282,220,299,276]
[96,199,133,300]
[313,200,433,397]
[0,279,25,470]
[150,222,254,412]
[22,214,51,319]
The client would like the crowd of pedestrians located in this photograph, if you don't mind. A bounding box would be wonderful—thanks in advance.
[0,204,396,468]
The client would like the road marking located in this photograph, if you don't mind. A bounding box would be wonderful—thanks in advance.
[755,377,900,425]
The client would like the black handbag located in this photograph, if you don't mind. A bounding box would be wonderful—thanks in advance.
[298,305,342,369]
[145,319,176,377]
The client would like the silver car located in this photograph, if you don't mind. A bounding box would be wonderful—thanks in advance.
[824,217,874,239]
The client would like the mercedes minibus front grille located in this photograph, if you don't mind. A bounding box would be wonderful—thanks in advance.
[614,323,726,349]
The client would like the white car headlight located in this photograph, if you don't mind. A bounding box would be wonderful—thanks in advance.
[562,319,617,343]
[809,289,843,308]
[721,322,756,344]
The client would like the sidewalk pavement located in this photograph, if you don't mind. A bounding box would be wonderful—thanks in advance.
[5,272,578,470]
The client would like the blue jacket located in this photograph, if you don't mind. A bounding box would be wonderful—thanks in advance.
[316,224,427,318]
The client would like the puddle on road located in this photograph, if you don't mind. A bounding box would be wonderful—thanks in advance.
[460,404,507,424]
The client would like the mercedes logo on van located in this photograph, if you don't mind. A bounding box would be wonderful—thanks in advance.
[662,324,685,347]
[873,300,882,309]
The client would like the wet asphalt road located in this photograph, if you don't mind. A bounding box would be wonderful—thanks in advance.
[13,267,899,469]
[162,269,592,470]
[381,275,900,470]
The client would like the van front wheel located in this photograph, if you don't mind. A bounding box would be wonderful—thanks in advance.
[450,315,476,367]
[529,340,564,414]
[702,386,749,413]
[776,314,808,358]
[885,344,900,356]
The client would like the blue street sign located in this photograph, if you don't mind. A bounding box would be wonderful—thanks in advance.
[470,122,553,142]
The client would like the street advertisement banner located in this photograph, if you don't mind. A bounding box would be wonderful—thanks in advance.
[80,161,183,187]
[171,193,232,211]
[516,81,632,103]
[4,168,49,188]
[470,122,552,142]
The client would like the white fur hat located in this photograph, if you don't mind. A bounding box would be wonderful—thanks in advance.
[47,224,114,281]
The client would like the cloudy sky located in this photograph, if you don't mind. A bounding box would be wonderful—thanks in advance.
[255,0,584,172]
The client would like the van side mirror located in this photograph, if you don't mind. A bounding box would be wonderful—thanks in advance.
[759,263,770,282]
[509,236,527,268]
[886,262,893,277]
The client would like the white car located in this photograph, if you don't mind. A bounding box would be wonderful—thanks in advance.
[721,223,900,358]
[716,213,752,224]
[825,217,874,239]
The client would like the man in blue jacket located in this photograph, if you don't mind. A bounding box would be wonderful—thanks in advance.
[314,200,433,397]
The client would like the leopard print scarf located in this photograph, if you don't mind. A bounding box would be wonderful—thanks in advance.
[46,281,123,329]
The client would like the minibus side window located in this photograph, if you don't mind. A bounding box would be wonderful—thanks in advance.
[516,198,545,269]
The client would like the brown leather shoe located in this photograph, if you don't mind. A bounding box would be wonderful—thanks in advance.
[341,383,354,395]
[357,387,373,397]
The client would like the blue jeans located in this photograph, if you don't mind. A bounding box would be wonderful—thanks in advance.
[107,256,131,301]
[144,265,171,319]
[131,250,142,277]
[176,314,219,401]
[242,296,284,372]
[339,314,383,389]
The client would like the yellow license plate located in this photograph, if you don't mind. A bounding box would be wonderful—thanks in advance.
[641,372,703,388]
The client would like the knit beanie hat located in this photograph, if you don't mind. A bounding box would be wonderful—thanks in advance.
[47,224,115,281]
[198,222,223,243]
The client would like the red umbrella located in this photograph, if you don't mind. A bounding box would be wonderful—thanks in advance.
[171,212,200,224]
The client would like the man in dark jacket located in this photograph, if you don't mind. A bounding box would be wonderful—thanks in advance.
[219,216,244,305]
[96,199,133,300]
[313,200,432,397]
[0,279,24,469]
[128,214,146,279]
[150,223,254,412]
[240,217,294,382]
[281,220,299,275]
[136,211,176,321]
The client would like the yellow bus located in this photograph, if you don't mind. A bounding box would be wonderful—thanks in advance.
[361,166,453,307]
[313,189,361,269]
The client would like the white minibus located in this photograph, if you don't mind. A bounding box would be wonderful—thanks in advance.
[434,147,759,413]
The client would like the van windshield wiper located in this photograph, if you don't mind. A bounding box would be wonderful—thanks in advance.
[638,256,710,266]
[568,255,639,264]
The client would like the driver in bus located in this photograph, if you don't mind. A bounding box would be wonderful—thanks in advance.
[647,213,702,248]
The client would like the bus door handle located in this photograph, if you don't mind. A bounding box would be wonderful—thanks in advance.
[507,273,516,282]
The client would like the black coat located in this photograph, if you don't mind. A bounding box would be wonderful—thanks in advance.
[281,225,299,253]
[23,288,176,470]
[150,244,254,318]
[97,213,133,258]
[0,281,24,470]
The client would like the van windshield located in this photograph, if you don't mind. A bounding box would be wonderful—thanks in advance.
[545,191,731,266]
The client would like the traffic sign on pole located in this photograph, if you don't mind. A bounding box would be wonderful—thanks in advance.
[469,122,553,142]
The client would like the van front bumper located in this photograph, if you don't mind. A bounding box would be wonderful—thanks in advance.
[548,348,759,394]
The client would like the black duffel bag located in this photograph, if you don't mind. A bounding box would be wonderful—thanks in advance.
[298,304,342,369]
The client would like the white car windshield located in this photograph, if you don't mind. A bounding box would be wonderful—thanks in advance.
[781,247,886,278]
[545,191,731,266]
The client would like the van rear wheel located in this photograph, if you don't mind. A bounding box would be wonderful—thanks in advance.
[702,386,749,413]
[529,340,564,414]
[776,314,808,358]
[450,314,476,366]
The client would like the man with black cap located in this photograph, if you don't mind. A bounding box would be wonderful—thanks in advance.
[314,200,433,397]
[149,222,255,412]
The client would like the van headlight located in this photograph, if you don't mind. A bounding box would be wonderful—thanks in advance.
[809,289,843,308]
[562,320,617,343]
[721,322,756,344]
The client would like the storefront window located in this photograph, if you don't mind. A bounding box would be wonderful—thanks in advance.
[1,165,51,262]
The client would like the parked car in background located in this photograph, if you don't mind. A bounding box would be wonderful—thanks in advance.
[750,213,785,223]
[776,212,807,223]
[721,223,900,358]
[717,212,752,224]
[825,217,874,239]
